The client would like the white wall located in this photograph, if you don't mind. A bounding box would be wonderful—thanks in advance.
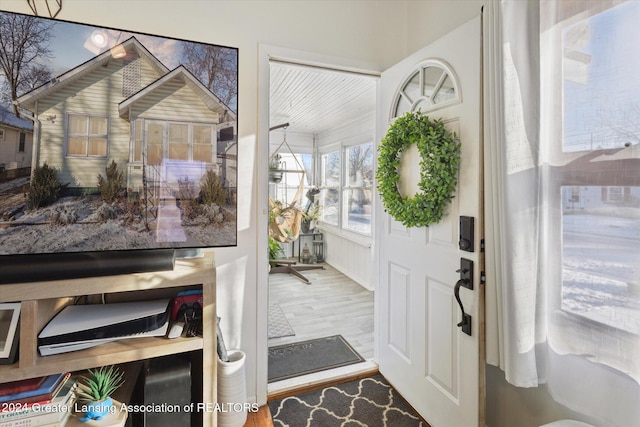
[323,231,373,289]
[407,0,484,53]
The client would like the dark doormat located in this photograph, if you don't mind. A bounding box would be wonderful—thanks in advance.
[268,335,364,383]
[269,374,428,426]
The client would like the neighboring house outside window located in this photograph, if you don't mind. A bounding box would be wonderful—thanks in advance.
[553,1,640,375]
[67,114,108,157]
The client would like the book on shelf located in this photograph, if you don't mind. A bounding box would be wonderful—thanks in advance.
[0,376,76,427]
[7,412,73,427]
[0,373,69,408]
[0,406,72,427]
[0,378,46,398]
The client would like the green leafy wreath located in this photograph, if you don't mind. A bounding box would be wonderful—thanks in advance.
[376,111,461,228]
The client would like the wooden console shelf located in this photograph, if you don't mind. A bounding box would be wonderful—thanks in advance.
[0,253,217,427]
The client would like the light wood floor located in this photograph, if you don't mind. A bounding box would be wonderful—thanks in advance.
[268,262,375,360]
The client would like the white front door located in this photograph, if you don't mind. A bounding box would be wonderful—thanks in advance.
[375,16,483,427]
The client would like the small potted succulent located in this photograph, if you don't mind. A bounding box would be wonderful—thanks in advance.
[77,365,125,422]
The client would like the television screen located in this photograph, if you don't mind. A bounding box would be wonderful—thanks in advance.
[0,11,237,280]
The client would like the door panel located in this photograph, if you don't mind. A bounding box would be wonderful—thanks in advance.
[389,216,410,237]
[388,262,411,359]
[375,16,483,427]
[427,278,456,392]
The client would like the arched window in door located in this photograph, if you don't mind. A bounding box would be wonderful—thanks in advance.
[391,60,461,119]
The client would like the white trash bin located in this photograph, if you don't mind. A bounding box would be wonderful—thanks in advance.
[217,350,247,427]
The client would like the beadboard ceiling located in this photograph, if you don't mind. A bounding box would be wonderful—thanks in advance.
[269,61,378,136]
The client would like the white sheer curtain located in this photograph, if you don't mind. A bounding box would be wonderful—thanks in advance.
[484,1,640,425]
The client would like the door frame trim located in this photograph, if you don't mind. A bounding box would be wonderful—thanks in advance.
[256,44,380,405]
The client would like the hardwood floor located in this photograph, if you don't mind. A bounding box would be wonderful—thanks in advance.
[268,262,374,360]
[244,405,274,427]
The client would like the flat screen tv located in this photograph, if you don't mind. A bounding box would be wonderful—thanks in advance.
[0,11,238,283]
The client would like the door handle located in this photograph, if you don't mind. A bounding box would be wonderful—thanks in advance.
[454,279,472,336]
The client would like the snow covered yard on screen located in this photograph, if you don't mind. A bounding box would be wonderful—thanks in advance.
[0,175,236,254]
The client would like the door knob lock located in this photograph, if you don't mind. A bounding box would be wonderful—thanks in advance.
[459,216,475,252]
[457,258,473,289]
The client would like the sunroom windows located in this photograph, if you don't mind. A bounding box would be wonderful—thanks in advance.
[269,151,313,206]
[320,142,373,236]
[320,150,340,226]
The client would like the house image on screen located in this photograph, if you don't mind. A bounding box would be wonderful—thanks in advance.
[15,36,237,206]
[0,106,33,177]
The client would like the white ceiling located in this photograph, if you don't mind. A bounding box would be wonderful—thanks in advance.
[269,61,377,136]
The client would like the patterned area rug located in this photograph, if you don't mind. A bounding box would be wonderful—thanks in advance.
[268,303,295,339]
[269,374,427,426]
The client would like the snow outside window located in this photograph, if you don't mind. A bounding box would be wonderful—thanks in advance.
[343,143,373,235]
[320,150,340,227]
[555,1,640,372]
[319,143,373,236]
